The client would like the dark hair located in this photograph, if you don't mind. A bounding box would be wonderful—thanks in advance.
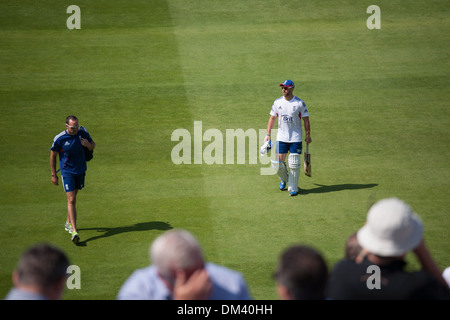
[16,243,70,288]
[65,115,78,124]
[345,232,362,261]
[274,245,328,300]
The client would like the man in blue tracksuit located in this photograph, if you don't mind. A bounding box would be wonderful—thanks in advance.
[50,115,95,244]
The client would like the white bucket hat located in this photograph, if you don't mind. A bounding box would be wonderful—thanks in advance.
[357,198,423,257]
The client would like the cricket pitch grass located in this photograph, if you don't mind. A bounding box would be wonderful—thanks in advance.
[0,0,449,299]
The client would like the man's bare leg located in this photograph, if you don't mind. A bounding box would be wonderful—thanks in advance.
[66,190,78,235]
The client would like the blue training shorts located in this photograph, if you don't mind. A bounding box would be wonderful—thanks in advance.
[61,173,85,192]
[276,141,303,154]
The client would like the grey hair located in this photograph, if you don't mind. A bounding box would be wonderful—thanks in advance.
[150,229,204,280]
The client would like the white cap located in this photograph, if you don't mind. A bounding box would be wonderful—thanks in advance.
[357,198,423,257]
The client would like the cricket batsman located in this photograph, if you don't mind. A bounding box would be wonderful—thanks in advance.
[264,80,311,196]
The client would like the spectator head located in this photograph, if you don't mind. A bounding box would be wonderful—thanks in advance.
[357,197,423,257]
[150,229,205,287]
[13,243,70,300]
[274,245,328,300]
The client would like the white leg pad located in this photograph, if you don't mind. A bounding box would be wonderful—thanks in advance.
[288,153,301,192]
[271,160,288,182]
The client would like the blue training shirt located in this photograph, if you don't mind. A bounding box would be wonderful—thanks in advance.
[51,128,92,176]
[116,263,252,300]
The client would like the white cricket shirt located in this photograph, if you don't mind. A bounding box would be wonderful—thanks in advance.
[270,96,309,143]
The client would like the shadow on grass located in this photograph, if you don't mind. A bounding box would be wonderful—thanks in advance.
[302,183,378,195]
[76,221,173,246]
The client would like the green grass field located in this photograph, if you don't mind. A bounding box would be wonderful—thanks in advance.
[1,0,449,300]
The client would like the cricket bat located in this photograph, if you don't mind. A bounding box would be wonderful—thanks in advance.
[304,143,311,177]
